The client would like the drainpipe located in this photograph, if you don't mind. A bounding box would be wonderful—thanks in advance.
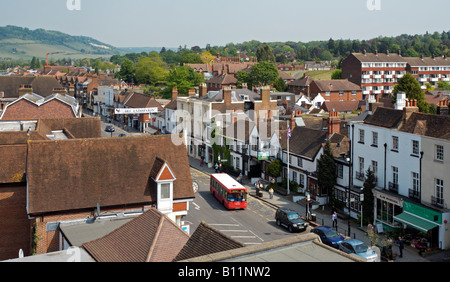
[419,151,424,202]
[384,143,387,190]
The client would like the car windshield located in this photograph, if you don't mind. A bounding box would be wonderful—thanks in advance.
[287,213,299,220]
[324,229,339,238]
[353,242,369,253]
[227,192,247,201]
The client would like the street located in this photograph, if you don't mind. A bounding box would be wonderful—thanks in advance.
[184,168,311,245]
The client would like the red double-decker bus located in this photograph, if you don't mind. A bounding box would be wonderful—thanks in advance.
[210,173,247,209]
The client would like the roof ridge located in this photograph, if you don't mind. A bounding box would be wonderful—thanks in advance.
[146,214,164,262]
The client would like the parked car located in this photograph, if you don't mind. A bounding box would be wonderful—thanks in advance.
[311,226,345,248]
[338,239,378,262]
[275,208,308,233]
[105,125,115,132]
[118,133,127,137]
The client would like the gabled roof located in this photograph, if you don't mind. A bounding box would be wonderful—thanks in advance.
[350,52,406,63]
[281,127,328,159]
[399,112,450,140]
[0,76,64,98]
[26,135,194,215]
[207,73,238,85]
[289,75,314,87]
[123,92,164,111]
[173,221,245,262]
[82,209,190,262]
[320,100,361,113]
[150,157,176,181]
[363,107,404,128]
[312,79,361,92]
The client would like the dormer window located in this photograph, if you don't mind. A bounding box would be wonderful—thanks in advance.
[150,157,176,213]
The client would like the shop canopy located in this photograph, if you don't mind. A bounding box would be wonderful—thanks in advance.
[394,212,439,233]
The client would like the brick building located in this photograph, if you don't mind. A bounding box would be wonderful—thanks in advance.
[342,51,450,100]
[309,79,362,103]
[0,120,194,260]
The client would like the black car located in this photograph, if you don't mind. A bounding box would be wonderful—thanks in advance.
[105,125,115,132]
[275,208,308,233]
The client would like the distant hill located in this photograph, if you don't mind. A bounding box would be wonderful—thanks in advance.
[0,25,124,62]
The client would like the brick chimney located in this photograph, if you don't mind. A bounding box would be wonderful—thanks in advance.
[18,84,33,97]
[171,88,178,101]
[327,110,341,137]
[403,99,419,121]
[188,89,196,97]
[223,87,232,105]
[290,112,296,131]
[437,99,449,116]
[199,83,207,97]
[261,86,270,105]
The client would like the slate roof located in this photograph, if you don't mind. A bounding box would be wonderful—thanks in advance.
[173,221,245,262]
[351,52,407,63]
[26,134,194,215]
[280,127,328,159]
[82,209,190,262]
[403,56,450,66]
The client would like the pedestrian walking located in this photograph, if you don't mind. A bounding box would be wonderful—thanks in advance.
[396,236,404,258]
[332,211,338,228]
[200,156,204,167]
[214,163,219,173]
[269,187,274,199]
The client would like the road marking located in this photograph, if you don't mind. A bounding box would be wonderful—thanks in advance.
[192,203,200,210]
[209,223,240,227]
[231,236,256,239]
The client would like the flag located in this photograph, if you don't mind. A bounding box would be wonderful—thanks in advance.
[287,125,291,139]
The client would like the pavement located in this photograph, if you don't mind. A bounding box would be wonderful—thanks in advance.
[188,156,450,262]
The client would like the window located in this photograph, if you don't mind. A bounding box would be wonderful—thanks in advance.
[392,166,398,184]
[435,179,444,205]
[337,164,343,179]
[412,172,419,193]
[372,131,378,147]
[297,157,303,168]
[371,160,378,180]
[359,129,365,143]
[359,157,364,173]
[392,136,399,151]
[160,183,171,199]
[435,144,444,161]
[412,140,419,155]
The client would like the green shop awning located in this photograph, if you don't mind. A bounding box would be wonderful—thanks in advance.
[394,212,439,232]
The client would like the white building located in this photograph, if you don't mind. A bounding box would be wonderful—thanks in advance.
[349,100,450,250]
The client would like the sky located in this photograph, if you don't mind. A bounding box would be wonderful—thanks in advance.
[0,0,449,48]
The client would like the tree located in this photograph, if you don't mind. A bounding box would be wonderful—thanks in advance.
[392,73,430,113]
[268,159,282,179]
[163,65,204,98]
[116,58,135,84]
[331,69,342,79]
[247,61,279,88]
[437,81,450,90]
[256,44,275,63]
[273,77,287,92]
[361,168,375,226]
[134,56,168,85]
[317,141,337,203]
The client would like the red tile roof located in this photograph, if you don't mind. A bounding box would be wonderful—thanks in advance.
[26,135,194,214]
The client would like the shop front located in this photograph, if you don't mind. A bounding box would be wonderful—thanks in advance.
[393,201,442,250]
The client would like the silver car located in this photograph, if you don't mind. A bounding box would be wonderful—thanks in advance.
[338,239,378,262]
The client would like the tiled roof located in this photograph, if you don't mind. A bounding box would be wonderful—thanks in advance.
[207,73,238,85]
[0,76,64,98]
[399,112,450,140]
[351,52,406,63]
[26,134,194,214]
[363,107,404,128]
[173,221,245,262]
[312,79,361,92]
[320,101,361,113]
[82,209,190,262]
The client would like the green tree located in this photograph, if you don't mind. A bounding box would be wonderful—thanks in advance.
[317,141,337,203]
[256,44,275,63]
[247,61,279,88]
[273,77,287,92]
[362,168,375,226]
[116,58,135,83]
[163,65,204,98]
[331,69,342,79]
[393,73,430,113]
[268,159,282,179]
[135,56,168,85]
[437,81,450,90]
